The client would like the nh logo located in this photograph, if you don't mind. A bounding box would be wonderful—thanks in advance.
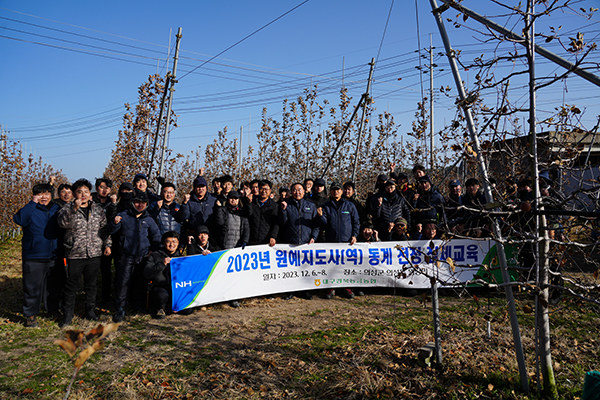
[175,281,192,288]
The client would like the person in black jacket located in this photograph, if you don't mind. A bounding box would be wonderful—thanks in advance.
[186,225,220,255]
[372,179,411,241]
[245,180,279,246]
[412,175,445,236]
[143,231,192,318]
[109,191,161,322]
[91,177,118,305]
[343,181,367,225]
[460,178,487,237]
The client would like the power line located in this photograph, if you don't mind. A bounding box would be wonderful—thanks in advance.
[179,0,311,80]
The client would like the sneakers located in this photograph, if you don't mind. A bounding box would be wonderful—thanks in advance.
[355,290,365,296]
[155,309,166,319]
[283,293,294,300]
[25,315,39,328]
[229,300,240,308]
[325,289,335,299]
[301,291,313,300]
[343,289,355,299]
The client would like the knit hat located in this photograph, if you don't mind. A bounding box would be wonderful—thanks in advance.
[394,217,408,226]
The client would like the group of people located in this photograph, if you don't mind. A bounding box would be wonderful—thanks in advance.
[14,164,557,328]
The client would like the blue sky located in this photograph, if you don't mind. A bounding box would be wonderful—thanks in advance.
[1,0,599,182]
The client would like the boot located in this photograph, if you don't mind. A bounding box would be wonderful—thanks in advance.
[59,312,73,328]
[85,305,99,321]
[113,307,125,323]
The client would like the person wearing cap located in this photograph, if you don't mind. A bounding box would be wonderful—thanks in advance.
[371,179,411,241]
[391,217,409,241]
[186,225,220,255]
[307,177,328,208]
[460,177,487,237]
[412,175,445,236]
[57,178,112,327]
[317,182,360,299]
[180,175,218,242]
[215,190,250,249]
[132,173,161,203]
[245,180,279,246]
[109,190,161,322]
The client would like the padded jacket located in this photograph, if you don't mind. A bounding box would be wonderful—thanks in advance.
[279,198,320,244]
[319,198,360,243]
[13,201,60,260]
[246,197,279,245]
[109,206,161,259]
[58,201,111,259]
[179,193,217,230]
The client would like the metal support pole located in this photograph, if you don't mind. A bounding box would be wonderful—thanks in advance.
[158,27,182,188]
[148,74,170,180]
[430,0,529,392]
[351,58,375,183]
[431,278,443,366]
[438,0,600,88]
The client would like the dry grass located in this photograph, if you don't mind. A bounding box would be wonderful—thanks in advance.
[0,237,599,399]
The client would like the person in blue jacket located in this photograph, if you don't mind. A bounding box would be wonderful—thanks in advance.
[13,183,60,327]
[317,182,360,299]
[109,191,161,322]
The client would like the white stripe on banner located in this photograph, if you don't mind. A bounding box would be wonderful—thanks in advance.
[170,239,511,311]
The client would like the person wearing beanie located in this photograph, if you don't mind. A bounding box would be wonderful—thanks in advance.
[391,217,410,241]
[370,179,411,241]
[357,221,379,243]
[215,190,250,250]
[109,189,161,322]
[186,225,220,256]
[307,177,328,208]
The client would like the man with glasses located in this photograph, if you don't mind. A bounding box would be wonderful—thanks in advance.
[246,180,279,246]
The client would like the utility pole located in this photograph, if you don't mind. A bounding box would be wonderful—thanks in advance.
[429,34,435,171]
[430,0,529,392]
[351,58,375,183]
[158,27,182,190]
[239,125,243,179]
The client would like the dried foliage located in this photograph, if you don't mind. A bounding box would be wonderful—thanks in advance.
[0,131,67,240]
[103,74,177,187]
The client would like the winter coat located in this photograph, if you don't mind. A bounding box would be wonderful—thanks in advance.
[109,206,161,259]
[459,191,487,229]
[13,201,60,260]
[319,198,360,243]
[246,197,279,245]
[306,191,328,208]
[279,198,320,244]
[143,248,181,291]
[92,193,118,221]
[372,191,411,241]
[186,239,221,256]
[412,188,445,226]
[58,202,111,259]
[215,205,250,249]
[148,201,183,235]
[179,193,217,230]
